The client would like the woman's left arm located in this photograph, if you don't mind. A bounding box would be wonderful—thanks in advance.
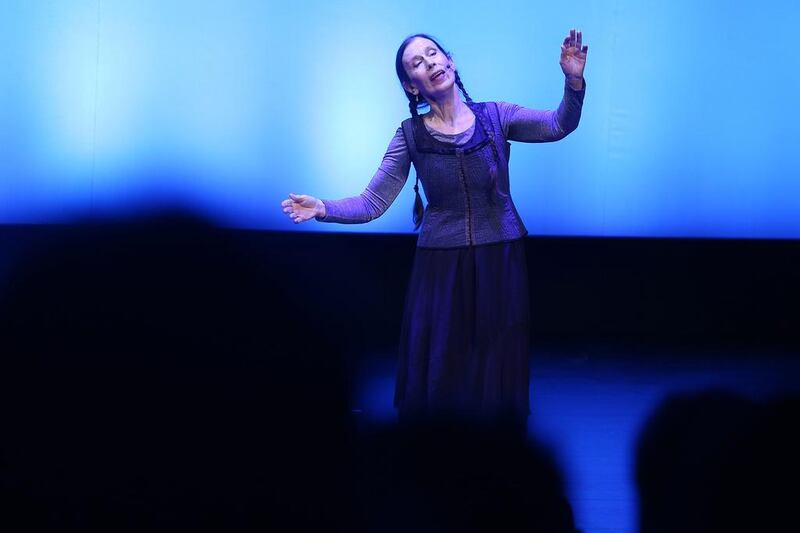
[500,28,588,143]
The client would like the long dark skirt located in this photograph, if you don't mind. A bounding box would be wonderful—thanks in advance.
[394,237,531,423]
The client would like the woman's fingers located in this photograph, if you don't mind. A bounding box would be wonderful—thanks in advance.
[285,204,313,223]
[562,29,585,52]
[563,33,574,51]
[283,193,318,223]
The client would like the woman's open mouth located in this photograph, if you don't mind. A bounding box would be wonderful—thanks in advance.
[430,70,446,82]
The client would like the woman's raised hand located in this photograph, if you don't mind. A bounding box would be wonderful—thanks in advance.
[281,193,325,224]
[560,28,588,79]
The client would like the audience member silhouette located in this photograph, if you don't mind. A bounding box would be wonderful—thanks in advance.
[635,389,798,533]
[353,416,581,533]
[0,210,353,532]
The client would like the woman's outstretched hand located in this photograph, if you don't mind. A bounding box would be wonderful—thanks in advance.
[560,28,588,80]
[281,193,325,224]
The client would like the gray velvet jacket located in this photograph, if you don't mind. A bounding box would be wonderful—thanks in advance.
[316,79,586,249]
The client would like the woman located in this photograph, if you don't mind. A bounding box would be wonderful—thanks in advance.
[281,30,587,424]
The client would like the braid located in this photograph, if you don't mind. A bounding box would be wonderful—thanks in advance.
[408,96,419,117]
[458,72,504,200]
[408,92,423,229]
[412,177,424,230]
[473,108,500,179]
[454,72,472,103]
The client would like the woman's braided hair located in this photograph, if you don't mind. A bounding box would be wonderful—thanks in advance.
[395,34,503,229]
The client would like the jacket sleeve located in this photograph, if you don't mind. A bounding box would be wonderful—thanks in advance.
[497,78,586,143]
[315,127,411,224]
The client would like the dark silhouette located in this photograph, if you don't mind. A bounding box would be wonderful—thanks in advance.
[353,416,580,533]
[0,210,353,531]
[635,389,799,533]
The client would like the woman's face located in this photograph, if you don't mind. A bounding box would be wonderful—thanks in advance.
[401,37,456,100]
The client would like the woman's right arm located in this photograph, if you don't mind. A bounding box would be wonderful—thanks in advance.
[281,128,411,225]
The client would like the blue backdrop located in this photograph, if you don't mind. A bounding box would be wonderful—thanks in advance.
[1,0,798,238]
